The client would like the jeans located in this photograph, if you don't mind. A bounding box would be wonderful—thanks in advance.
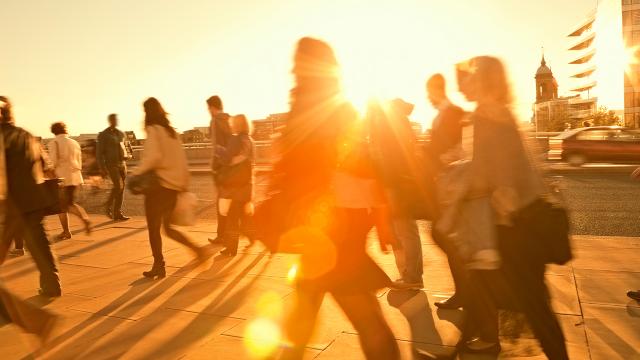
[392,218,423,283]
[106,164,126,215]
[144,186,199,263]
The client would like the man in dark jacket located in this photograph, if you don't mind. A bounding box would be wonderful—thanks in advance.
[425,74,467,309]
[206,95,232,244]
[97,114,130,220]
[0,96,61,297]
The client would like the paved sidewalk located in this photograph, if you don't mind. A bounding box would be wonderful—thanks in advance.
[0,216,639,359]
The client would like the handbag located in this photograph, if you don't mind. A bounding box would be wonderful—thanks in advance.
[171,192,198,226]
[513,198,572,265]
[127,171,160,195]
[42,178,64,216]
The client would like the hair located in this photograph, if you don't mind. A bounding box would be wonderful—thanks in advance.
[108,113,117,121]
[143,97,177,138]
[427,73,446,93]
[50,122,68,135]
[206,95,223,111]
[0,96,13,124]
[290,37,341,110]
[231,114,252,135]
[468,56,513,105]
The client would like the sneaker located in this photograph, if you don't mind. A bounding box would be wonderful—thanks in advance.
[8,248,25,257]
[54,232,72,242]
[391,279,424,290]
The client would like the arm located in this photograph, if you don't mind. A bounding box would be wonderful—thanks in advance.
[96,132,105,171]
[47,141,58,170]
[229,137,252,165]
[133,126,162,175]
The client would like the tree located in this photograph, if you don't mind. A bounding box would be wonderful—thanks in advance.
[579,106,621,128]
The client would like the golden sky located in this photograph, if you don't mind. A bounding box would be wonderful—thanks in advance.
[1,0,621,137]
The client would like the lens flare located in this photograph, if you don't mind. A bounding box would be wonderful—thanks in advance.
[256,291,284,319]
[244,318,282,359]
[287,264,298,284]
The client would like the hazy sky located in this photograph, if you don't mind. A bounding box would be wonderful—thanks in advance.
[2,0,606,136]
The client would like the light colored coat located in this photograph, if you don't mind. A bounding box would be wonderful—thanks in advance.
[134,125,189,192]
[48,134,83,186]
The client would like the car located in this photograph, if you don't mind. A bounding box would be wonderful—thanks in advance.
[548,126,640,166]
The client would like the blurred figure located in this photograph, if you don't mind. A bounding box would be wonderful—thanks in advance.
[278,37,399,360]
[133,97,207,279]
[0,96,61,297]
[425,74,467,310]
[206,95,232,245]
[367,99,424,290]
[97,113,130,220]
[455,57,568,358]
[215,114,255,256]
[48,121,91,240]
[628,167,640,301]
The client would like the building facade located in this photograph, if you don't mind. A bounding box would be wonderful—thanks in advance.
[623,0,640,127]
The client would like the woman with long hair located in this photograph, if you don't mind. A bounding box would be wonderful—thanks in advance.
[216,114,255,256]
[276,37,399,360]
[455,57,568,358]
[133,97,207,279]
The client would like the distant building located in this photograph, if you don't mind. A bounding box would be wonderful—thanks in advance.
[252,113,287,141]
[182,129,206,144]
[623,1,640,127]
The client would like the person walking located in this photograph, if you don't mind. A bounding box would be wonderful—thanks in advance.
[216,114,255,256]
[0,96,61,297]
[48,122,91,241]
[206,96,232,245]
[278,37,399,360]
[454,57,568,358]
[97,113,130,221]
[367,99,424,291]
[425,74,468,310]
[133,97,208,279]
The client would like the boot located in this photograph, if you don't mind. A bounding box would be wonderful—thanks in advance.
[142,260,166,279]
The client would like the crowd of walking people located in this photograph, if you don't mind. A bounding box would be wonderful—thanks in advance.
[0,36,580,359]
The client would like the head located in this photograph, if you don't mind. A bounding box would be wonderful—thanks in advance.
[456,56,512,105]
[0,96,14,124]
[389,98,414,118]
[290,37,341,105]
[426,74,447,108]
[50,122,68,136]
[230,114,252,135]
[143,97,177,138]
[207,95,223,118]
[108,113,118,128]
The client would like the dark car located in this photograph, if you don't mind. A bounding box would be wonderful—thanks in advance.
[548,126,640,166]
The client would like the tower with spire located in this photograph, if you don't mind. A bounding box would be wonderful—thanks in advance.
[535,53,558,103]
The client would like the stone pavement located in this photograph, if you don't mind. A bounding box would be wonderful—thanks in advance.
[0,216,639,360]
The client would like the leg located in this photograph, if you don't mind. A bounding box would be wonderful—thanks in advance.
[159,189,202,256]
[332,291,399,360]
[281,288,324,359]
[108,165,127,218]
[65,186,91,234]
[144,191,165,264]
[432,226,468,305]
[0,285,57,337]
[392,217,422,285]
[499,227,568,360]
[106,166,119,215]
[222,200,243,255]
[57,213,70,235]
[21,209,60,295]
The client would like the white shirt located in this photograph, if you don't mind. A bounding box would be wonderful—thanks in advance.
[134,125,190,192]
[48,134,84,186]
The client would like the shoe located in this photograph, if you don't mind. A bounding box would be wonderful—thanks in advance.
[220,248,237,257]
[208,236,224,245]
[435,294,464,310]
[391,279,424,290]
[55,232,72,242]
[142,261,166,279]
[8,248,25,257]
[83,218,92,236]
[462,337,501,355]
[627,290,640,301]
[38,288,62,298]
[114,214,130,221]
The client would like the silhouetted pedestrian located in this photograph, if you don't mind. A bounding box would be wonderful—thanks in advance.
[97,113,130,221]
[133,97,208,279]
[48,122,91,240]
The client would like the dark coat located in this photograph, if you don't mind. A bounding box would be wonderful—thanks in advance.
[428,103,464,169]
[1,123,53,214]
